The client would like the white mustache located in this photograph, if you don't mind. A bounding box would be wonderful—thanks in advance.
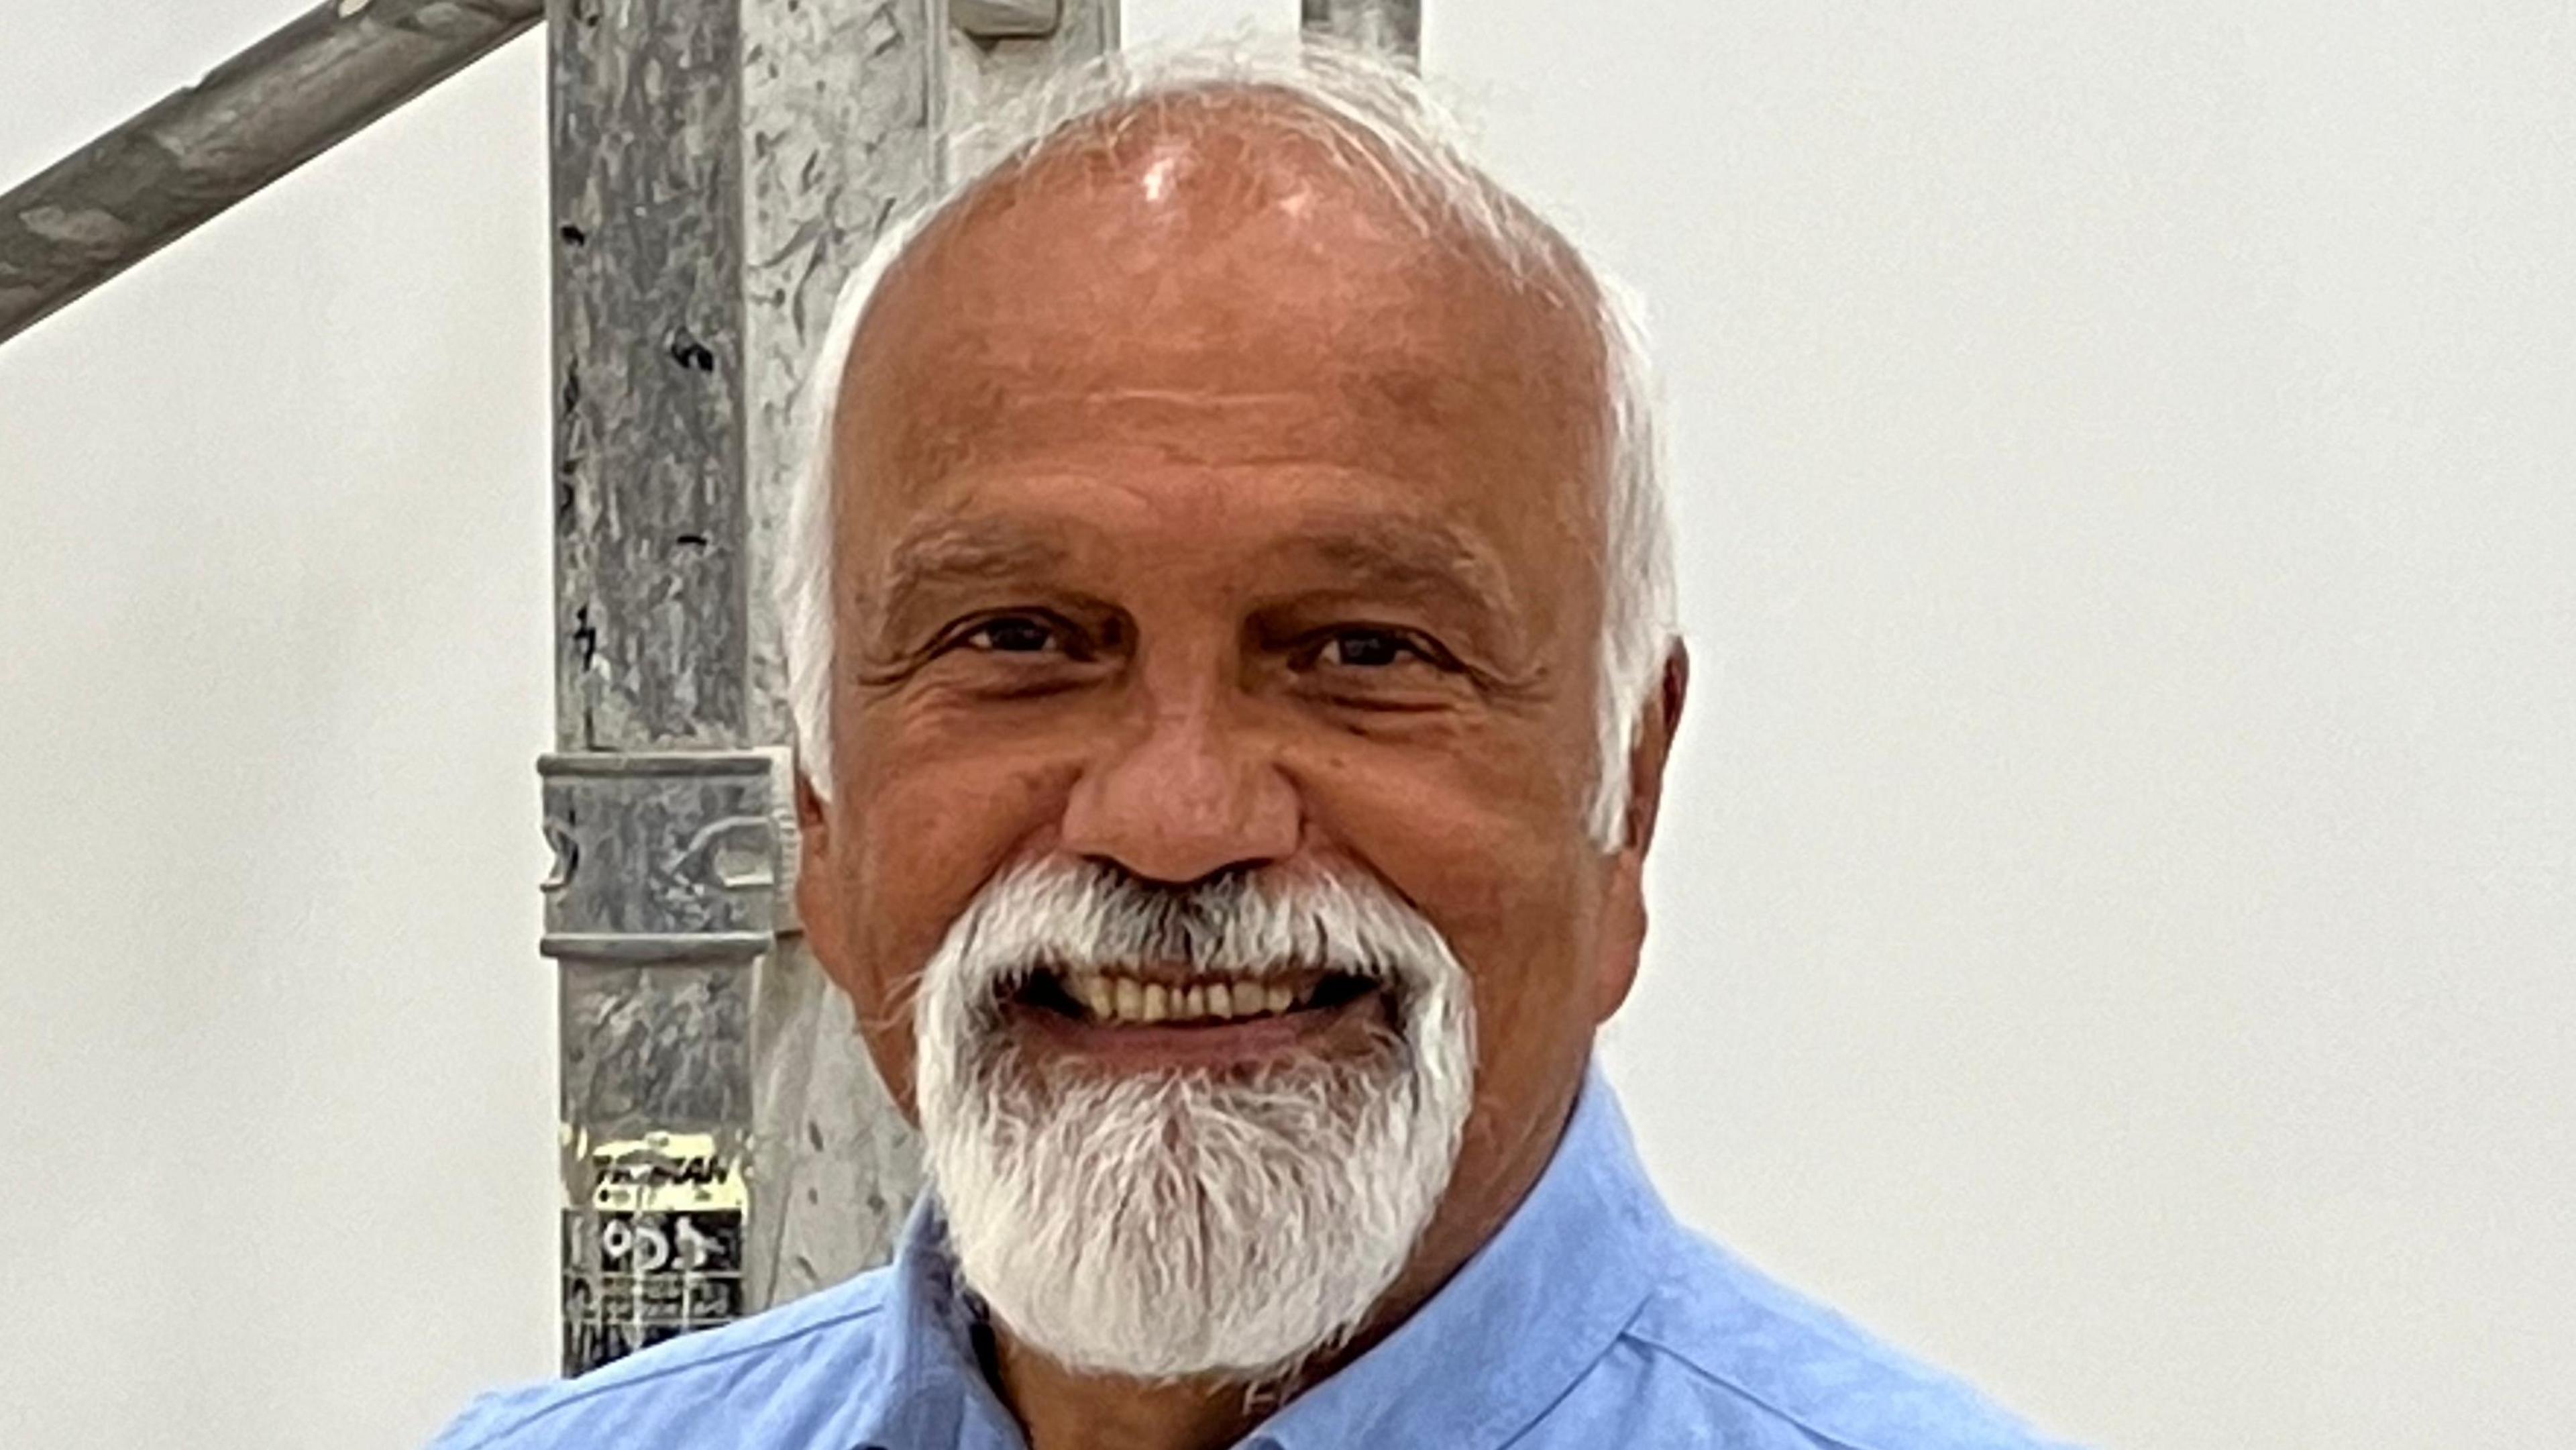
[934,857,1458,1010]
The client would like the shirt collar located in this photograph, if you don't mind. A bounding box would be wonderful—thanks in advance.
[846,1198,1016,1450]
[849,1061,1668,1450]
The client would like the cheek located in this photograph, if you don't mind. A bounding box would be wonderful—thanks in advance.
[1289,720,1605,1053]
[829,732,1079,1088]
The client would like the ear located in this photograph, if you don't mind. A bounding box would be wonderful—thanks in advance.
[792,765,840,947]
[793,763,830,839]
[1590,641,1690,1024]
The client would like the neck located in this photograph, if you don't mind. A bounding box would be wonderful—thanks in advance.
[989,1343,1287,1450]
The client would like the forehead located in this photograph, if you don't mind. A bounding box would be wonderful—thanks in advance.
[833,94,1609,603]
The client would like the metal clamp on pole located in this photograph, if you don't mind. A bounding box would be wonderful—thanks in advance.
[538,747,794,1371]
[954,0,1062,41]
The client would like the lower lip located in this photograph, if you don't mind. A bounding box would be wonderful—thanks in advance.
[1002,986,1395,1070]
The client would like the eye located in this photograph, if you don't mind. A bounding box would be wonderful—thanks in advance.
[960,615,1064,654]
[861,607,1113,694]
[1321,629,1413,668]
[1309,627,1446,672]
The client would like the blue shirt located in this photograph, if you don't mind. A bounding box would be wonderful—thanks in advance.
[433,1070,2076,1449]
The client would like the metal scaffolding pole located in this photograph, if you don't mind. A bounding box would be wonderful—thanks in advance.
[1302,0,1421,64]
[542,0,1114,1374]
[0,0,541,344]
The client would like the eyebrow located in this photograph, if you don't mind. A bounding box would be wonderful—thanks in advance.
[867,509,1519,641]
[877,519,1071,610]
[1289,515,1518,623]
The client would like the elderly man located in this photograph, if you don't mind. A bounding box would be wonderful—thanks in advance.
[436,42,2068,1450]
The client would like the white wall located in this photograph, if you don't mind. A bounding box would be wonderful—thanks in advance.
[4,3,2569,1447]
[1477,8,2576,1446]
[0,10,558,1447]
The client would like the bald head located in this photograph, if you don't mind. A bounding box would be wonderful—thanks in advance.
[837,90,1610,693]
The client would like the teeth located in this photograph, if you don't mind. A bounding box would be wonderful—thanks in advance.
[1059,972,1320,1026]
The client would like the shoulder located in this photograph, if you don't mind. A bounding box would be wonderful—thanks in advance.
[425,1269,900,1450]
[1532,1227,2084,1450]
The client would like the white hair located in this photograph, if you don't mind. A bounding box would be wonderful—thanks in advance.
[913,857,1477,1380]
[775,38,1676,847]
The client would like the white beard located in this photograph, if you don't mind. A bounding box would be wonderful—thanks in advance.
[911,859,1478,1383]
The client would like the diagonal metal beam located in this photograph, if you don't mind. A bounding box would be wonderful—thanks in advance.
[0,0,543,345]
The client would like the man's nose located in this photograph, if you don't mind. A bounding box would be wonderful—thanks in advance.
[1058,682,1301,886]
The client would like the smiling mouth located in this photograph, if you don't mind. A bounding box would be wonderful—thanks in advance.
[1010,966,1381,1026]
[996,967,1395,1067]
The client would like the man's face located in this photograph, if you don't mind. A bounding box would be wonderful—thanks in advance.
[797,109,1674,1367]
